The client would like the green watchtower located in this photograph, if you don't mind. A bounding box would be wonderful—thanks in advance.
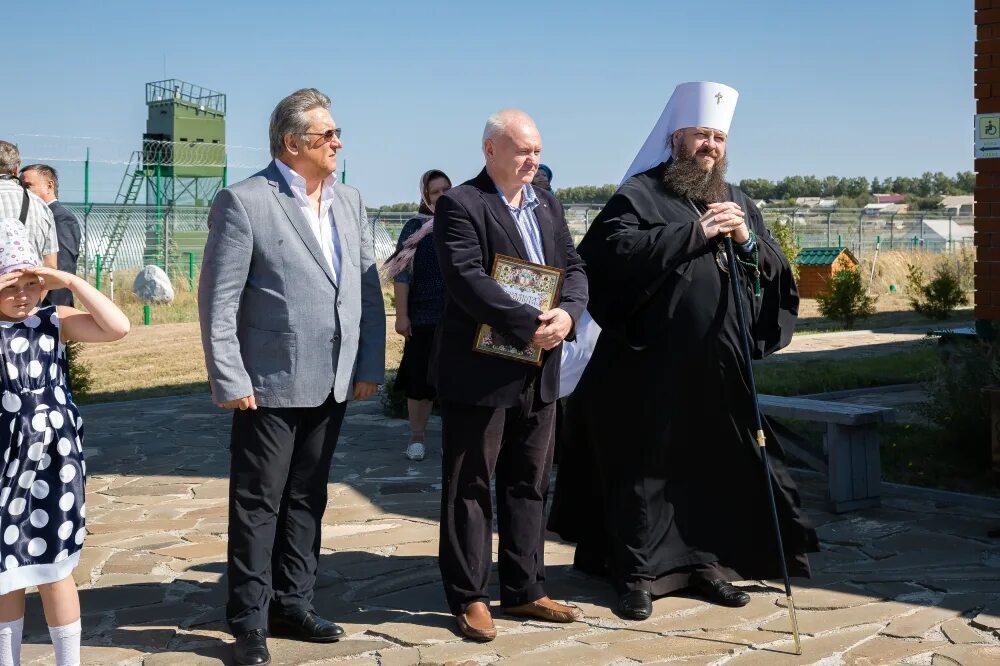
[143,79,226,206]
[100,79,227,273]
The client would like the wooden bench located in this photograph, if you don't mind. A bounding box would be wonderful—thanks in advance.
[757,394,895,513]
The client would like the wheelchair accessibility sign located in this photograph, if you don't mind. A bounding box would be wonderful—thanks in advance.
[977,113,1000,158]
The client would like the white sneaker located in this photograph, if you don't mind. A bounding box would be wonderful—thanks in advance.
[405,442,426,461]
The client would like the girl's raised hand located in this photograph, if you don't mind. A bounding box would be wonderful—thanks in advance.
[0,270,23,291]
[23,266,75,291]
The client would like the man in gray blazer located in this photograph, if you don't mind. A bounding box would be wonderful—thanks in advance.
[198,88,385,666]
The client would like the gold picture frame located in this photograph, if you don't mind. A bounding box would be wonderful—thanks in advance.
[473,254,565,366]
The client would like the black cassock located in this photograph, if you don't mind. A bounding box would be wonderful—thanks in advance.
[548,161,819,596]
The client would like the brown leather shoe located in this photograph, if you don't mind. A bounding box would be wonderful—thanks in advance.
[504,596,583,623]
[456,601,497,641]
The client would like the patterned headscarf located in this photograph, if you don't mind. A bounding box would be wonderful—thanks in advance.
[0,217,40,275]
[379,169,451,283]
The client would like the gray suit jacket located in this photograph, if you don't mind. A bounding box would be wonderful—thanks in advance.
[198,161,385,408]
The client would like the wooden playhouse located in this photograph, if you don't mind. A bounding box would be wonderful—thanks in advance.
[796,247,859,298]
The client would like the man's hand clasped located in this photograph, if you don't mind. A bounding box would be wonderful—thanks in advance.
[699,202,749,243]
[532,307,573,351]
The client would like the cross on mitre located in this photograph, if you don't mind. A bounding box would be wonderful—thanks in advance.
[715,92,723,105]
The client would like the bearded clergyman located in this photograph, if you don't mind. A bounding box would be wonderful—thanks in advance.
[548,81,819,621]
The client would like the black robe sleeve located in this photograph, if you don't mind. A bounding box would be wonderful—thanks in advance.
[577,186,708,332]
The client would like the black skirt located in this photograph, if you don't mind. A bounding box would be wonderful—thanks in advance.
[397,324,437,400]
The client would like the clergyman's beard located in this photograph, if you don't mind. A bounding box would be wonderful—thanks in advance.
[662,147,728,204]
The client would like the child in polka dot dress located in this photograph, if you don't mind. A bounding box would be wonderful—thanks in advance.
[0,217,129,666]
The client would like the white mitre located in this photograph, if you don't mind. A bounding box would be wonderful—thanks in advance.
[621,81,739,185]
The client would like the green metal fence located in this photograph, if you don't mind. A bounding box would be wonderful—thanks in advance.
[64,203,972,293]
[66,204,211,287]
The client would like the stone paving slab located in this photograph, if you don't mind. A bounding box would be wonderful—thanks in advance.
[8,394,995,665]
[766,325,950,363]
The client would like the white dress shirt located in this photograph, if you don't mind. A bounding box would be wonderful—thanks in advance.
[274,159,342,284]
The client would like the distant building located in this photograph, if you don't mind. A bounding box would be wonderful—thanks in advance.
[864,202,908,215]
[940,195,974,217]
[793,197,838,209]
[874,193,906,204]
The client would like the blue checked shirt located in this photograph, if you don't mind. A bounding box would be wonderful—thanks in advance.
[496,184,546,265]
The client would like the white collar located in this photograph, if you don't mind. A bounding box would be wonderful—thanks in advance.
[274,159,337,198]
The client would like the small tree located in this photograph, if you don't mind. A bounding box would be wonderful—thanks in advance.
[906,261,969,320]
[66,341,94,400]
[768,220,799,281]
[816,259,876,327]
[379,369,407,418]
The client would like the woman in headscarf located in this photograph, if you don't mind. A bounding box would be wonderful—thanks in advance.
[382,170,452,461]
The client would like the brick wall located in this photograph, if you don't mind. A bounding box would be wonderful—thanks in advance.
[977,0,1000,318]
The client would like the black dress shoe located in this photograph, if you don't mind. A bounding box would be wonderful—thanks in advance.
[269,609,345,643]
[693,577,751,607]
[618,590,653,620]
[233,629,271,666]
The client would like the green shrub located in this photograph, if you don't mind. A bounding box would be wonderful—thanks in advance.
[379,369,407,418]
[816,259,876,327]
[925,335,997,465]
[66,341,93,399]
[906,260,970,320]
[768,220,799,281]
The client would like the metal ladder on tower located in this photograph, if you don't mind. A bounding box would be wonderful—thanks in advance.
[100,151,146,273]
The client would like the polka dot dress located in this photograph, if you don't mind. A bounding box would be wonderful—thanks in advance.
[0,306,84,594]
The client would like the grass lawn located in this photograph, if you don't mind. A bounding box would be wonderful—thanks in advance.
[76,315,407,405]
[754,345,936,396]
[79,317,934,404]
[77,316,932,404]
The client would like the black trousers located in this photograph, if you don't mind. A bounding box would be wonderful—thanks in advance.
[226,391,347,634]
[438,379,556,615]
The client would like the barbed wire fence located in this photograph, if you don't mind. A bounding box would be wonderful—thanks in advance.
[12,134,975,295]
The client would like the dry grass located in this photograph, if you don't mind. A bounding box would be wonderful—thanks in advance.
[78,315,407,404]
[75,321,208,403]
[861,248,973,296]
[795,248,974,332]
[76,249,975,402]
[86,269,201,326]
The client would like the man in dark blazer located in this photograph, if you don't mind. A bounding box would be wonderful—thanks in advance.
[431,109,588,641]
[20,164,81,305]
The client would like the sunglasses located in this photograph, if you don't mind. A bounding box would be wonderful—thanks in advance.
[301,128,342,143]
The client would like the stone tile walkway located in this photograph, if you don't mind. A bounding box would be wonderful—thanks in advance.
[769,323,965,363]
[11,394,995,665]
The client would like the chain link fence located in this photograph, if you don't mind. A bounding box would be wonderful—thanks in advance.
[68,204,404,287]
[66,204,212,288]
[561,206,973,257]
[757,208,973,257]
[63,203,974,288]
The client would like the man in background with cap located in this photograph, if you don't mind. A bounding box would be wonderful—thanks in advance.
[548,82,817,620]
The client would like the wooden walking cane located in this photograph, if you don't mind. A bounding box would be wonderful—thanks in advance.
[722,233,802,655]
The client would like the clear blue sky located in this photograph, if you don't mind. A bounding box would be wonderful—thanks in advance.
[0,0,973,206]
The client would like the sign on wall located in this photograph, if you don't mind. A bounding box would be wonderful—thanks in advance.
[976,113,1000,158]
